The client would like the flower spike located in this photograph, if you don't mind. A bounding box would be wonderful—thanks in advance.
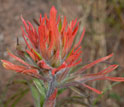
[1,6,124,107]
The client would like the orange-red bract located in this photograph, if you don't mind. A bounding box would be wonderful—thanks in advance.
[1,6,124,95]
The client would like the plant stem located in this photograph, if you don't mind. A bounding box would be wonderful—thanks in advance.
[43,75,57,107]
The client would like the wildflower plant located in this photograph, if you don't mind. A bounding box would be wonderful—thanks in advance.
[1,6,124,107]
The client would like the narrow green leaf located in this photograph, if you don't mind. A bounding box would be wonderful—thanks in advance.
[32,49,42,60]
[30,86,41,107]
[58,20,62,32]
[33,78,46,98]
[58,88,66,95]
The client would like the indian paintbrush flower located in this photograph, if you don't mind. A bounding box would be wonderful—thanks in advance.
[1,6,124,107]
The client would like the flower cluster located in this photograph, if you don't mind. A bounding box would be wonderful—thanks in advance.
[1,6,124,101]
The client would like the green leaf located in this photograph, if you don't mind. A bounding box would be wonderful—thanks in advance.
[32,49,42,60]
[31,78,47,107]
[33,78,46,98]
[58,88,66,95]
[58,20,62,32]
[30,86,41,107]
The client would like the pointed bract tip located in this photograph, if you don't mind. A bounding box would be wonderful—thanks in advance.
[20,15,24,22]
[51,6,57,11]
[1,60,4,63]
[109,53,114,57]
[1,60,10,69]
[50,6,57,13]
[20,15,27,27]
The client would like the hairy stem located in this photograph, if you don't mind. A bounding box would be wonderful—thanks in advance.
[43,75,57,107]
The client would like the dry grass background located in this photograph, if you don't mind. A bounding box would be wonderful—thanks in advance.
[0,0,124,107]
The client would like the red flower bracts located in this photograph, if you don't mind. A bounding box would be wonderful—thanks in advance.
[1,6,124,96]
[1,6,84,76]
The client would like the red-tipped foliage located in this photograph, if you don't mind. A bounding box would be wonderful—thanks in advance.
[1,6,124,100]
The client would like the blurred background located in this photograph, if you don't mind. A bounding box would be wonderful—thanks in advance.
[0,0,124,107]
